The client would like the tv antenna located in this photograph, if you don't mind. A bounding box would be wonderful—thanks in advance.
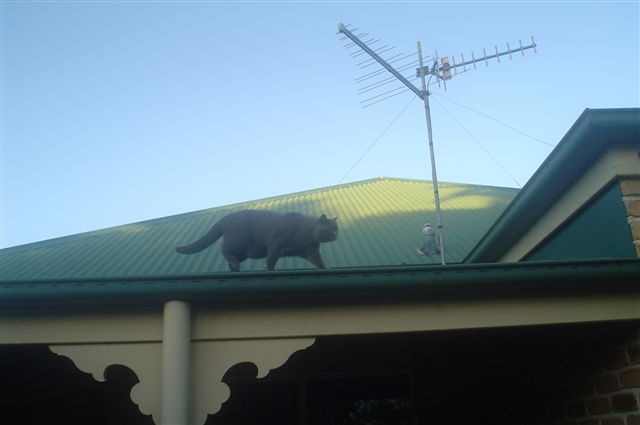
[337,23,537,266]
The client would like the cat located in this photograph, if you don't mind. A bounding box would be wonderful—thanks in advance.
[175,209,338,272]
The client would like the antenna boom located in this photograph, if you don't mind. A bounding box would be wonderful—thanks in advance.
[339,23,423,98]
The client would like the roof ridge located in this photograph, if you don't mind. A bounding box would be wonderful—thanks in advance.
[0,178,397,252]
[150,176,518,219]
[0,176,518,253]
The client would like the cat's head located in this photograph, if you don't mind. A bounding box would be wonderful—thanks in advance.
[314,214,339,243]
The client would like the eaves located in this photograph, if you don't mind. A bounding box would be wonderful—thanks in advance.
[1,258,638,312]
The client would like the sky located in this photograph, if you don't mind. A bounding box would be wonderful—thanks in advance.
[1,1,639,249]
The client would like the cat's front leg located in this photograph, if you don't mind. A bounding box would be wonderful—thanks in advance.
[304,251,326,270]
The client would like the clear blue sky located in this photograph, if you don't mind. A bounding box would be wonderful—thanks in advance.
[1,1,638,248]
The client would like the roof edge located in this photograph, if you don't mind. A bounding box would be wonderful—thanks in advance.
[2,258,638,311]
[465,108,640,263]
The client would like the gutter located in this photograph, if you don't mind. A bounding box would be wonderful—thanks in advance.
[1,258,639,311]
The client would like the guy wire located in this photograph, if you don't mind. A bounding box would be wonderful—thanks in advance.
[431,96,522,188]
[338,96,417,184]
[433,93,553,147]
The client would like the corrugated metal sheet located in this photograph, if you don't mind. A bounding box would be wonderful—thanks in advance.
[0,178,518,280]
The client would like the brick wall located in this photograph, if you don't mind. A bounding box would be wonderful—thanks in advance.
[621,178,640,257]
[534,326,640,425]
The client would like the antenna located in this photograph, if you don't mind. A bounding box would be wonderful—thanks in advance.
[337,23,538,266]
[416,36,538,85]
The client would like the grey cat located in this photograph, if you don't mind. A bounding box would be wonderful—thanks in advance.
[176,209,339,272]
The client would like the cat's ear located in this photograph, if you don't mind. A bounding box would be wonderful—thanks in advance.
[318,214,328,223]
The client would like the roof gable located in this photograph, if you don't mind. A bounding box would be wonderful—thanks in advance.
[524,181,636,261]
[0,178,517,281]
[466,108,640,263]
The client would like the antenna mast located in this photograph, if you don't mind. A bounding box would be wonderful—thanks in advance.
[337,23,537,266]
[338,23,447,265]
[415,40,445,265]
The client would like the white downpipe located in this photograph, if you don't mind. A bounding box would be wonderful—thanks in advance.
[161,300,191,425]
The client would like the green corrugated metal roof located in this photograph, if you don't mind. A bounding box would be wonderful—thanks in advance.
[0,177,517,281]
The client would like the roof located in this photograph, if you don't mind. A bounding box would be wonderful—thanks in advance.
[466,108,640,263]
[0,177,517,281]
[1,109,639,312]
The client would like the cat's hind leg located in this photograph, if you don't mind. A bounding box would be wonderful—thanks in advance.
[266,253,280,271]
[222,249,243,272]
[227,260,240,272]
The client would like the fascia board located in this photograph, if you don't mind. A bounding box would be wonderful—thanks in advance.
[1,259,638,311]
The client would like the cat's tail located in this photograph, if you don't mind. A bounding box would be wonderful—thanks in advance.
[175,223,223,255]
